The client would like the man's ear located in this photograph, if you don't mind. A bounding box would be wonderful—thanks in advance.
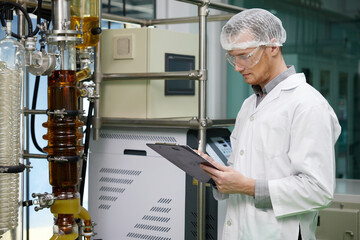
[269,38,282,57]
[270,46,281,57]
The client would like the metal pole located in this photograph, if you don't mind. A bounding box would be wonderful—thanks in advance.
[101,13,147,26]
[197,1,208,240]
[93,0,102,140]
[16,1,27,239]
[102,71,201,81]
[101,117,201,128]
[22,153,48,159]
[102,13,234,26]
[176,0,245,12]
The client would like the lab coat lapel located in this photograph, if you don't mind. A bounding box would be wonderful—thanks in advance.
[251,73,306,115]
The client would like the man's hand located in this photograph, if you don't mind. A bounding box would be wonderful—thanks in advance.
[196,150,255,197]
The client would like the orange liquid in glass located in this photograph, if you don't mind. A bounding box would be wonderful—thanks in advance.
[43,70,84,188]
[71,16,100,49]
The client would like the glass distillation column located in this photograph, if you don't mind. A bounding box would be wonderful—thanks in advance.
[42,0,92,239]
[0,17,24,239]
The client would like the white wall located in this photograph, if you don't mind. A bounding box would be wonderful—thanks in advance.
[156,0,228,119]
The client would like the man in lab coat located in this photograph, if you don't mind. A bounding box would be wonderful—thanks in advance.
[200,8,341,240]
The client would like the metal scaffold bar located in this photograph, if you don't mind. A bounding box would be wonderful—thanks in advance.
[176,0,245,12]
[102,71,201,81]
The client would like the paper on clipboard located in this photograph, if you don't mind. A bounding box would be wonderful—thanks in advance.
[146,143,218,183]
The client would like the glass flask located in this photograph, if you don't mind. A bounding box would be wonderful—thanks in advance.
[70,0,100,49]
[0,20,25,239]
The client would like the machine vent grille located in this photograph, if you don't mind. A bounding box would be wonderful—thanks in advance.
[98,167,142,211]
[99,186,125,193]
[188,230,215,240]
[100,168,142,176]
[100,132,177,143]
[126,232,171,240]
[157,198,172,204]
[134,224,171,233]
[149,207,171,213]
[99,195,118,202]
[126,198,173,239]
[142,215,170,223]
[99,177,134,184]
[98,204,111,210]
[189,211,216,239]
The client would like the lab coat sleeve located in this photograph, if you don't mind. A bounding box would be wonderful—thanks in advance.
[268,103,341,218]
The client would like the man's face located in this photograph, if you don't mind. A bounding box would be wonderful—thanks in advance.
[227,46,272,88]
[226,31,273,88]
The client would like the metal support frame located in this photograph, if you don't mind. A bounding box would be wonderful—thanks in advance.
[196,2,209,239]
[17,1,26,240]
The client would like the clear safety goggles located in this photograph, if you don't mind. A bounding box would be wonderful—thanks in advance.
[225,45,265,68]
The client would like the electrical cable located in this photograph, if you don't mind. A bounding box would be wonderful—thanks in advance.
[80,101,94,205]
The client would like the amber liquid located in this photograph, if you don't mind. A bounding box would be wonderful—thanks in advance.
[71,16,100,49]
[43,70,84,189]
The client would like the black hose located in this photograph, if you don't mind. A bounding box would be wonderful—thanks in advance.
[0,1,33,39]
[30,0,42,36]
[30,45,46,153]
[80,102,94,205]
[30,75,45,153]
[0,164,26,173]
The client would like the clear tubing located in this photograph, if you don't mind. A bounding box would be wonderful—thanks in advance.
[0,20,24,238]
[0,64,22,235]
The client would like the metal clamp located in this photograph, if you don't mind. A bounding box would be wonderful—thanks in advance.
[47,156,81,162]
[32,192,56,211]
[79,81,100,102]
[47,109,80,118]
[47,108,67,118]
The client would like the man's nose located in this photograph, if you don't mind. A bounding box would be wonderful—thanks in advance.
[235,63,245,72]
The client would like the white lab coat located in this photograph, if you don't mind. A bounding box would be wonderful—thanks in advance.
[214,73,341,240]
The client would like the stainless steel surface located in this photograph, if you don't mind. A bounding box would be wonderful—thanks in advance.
[147,14,234,25]
[51,0,70,31]
[101,13,147,26]
[23,109,47,115]
[101,117,200,129]
[212,118,235,127]
[18,3,26,239]
[197,2,209,240]
[102,13,233,26]
[93,2,102,140]
[101,117,234,129]
[22,153,48,159]
[102,70,201,81]
[176,0,245,12]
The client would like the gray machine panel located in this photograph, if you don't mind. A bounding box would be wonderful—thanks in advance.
[89,128,188,240]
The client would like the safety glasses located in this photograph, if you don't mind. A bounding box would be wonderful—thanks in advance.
[225,45,265,68]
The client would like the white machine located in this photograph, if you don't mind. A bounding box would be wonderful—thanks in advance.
[88,127,231,240]
[316,179,360,240]
[100,28,199,119]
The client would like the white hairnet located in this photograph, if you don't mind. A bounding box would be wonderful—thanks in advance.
[220,8,286,50]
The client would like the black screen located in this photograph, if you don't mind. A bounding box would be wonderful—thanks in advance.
[165,53,195,96]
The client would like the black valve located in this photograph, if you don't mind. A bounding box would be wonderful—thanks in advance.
[91,27,102,35]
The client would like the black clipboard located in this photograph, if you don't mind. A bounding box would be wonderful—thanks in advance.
[146,143,218,183]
